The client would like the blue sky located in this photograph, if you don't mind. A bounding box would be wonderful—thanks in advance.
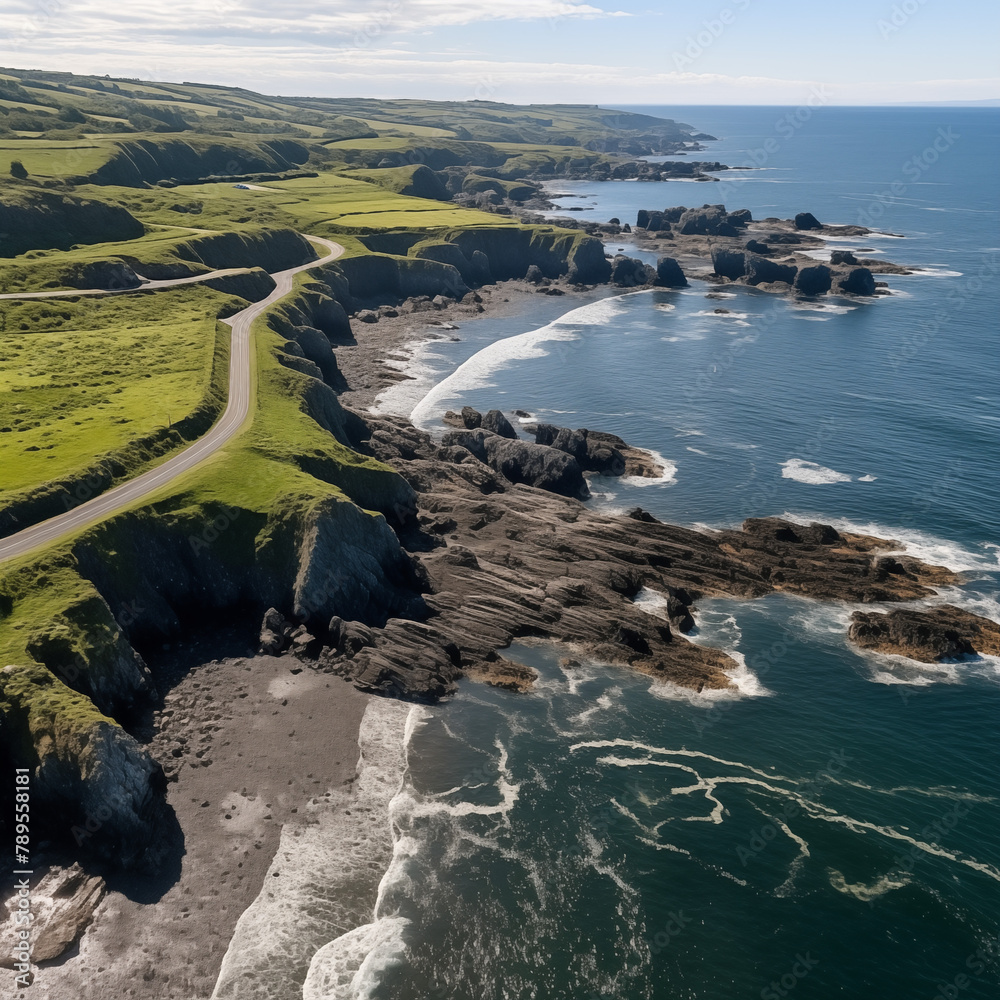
[1,0,997,104]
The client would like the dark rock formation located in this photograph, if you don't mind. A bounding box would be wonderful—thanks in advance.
[839,267,877,296]
[711,248,746,280]
[838,267,878,296]
[481,409,518,439]
[794,264,833,296]
[849,606,1000,662]
[743,239,770,256]
[654,256,687,287]
[442,428,590,499]
[744,254,797,286]
[794,212,822,230]
[326,413,959,700]
[763,232,802,245]
[259,607,293,655]
[830,250,859,266]
[611,255,656,287]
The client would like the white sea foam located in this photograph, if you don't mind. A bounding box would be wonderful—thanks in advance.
[621,449,678,487]
[686,446,709,456]
[781,459,853,484]
[409,295,642,429]
[780,513,997,574]
[828,869,911,902]
[858,474,878,482]
[370,336,450,418]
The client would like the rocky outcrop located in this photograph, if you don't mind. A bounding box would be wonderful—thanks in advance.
[610,255,656,287]
[838,267,877,296]
[655,256,687,287]
[442,428,590,499]
[830,250,859,266]
[326,413,959,700]
[849,606,1000,662]
[481,409,518,439]
[794,212,822,230]
[0,664,171,871]
[745,239,771,256]
[533,422,662,479]
[744,254,797,286]
[1,864,105,965]
[794,264,833,296]
[711,248,747,280]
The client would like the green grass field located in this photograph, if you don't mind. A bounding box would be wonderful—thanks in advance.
[0,285,236,499]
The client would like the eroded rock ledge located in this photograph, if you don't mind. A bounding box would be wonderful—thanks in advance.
[306,414,960,699]
[850,606,1000,663]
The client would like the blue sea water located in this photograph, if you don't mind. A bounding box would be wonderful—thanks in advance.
[324,108,1000,999]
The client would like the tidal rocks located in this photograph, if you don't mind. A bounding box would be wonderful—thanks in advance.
[481,408,518,439]
[611,255,656,287]
[745,239,772,256]
[839,267,877,296]
[461,405,482,429]
[830,250,859,266]
[343,414,960,700]
[849,606,1000,662]
[442,428,590,499]
[744,254,797,286]
[676,204,746,236]
[794,212,822,230]
[654,256,687,287]
[711,248,747,280]
[794,264,833,296]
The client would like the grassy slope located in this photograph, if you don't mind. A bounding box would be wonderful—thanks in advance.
[0,285,237,498]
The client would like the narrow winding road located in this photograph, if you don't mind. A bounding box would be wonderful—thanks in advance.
[0,235,344,563]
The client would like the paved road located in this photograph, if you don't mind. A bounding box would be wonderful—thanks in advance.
[0,236,344,563]
[0,265,271,300]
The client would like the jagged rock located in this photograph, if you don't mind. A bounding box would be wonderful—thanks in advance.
[728,208,753,226]
[794,264,833,296]
[525,264,545,284]
[1,864,105,965]
[481,409,518,439]
[745,239,771,255]
[830,250,859,266]
[611,255,656,287]
[711,248,747,280]
[794,212,822,230]
[849,606,1000,663]
[460,405,483,429]
[259,607,292,655]
[469,249,493,285]
[744,253,797,286]
[654,256,687,287]
[288,625,321,659]
[839,267,877,296]
[443,429,590,499]
[626,507,659,523]
[356,310,379,323]
[677,204,727,235]
[742,517,842,546]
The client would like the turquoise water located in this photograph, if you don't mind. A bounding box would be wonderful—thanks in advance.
[363,108,1000,999]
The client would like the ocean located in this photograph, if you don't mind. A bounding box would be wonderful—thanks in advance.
[222,107,1000,999]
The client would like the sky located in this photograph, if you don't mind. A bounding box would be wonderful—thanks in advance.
[1,0,998,105]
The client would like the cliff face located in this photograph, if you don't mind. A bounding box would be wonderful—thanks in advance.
[89,138,313,186]
[0,190,145,257]
[331,227,611,309]
[0,664,171,871]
